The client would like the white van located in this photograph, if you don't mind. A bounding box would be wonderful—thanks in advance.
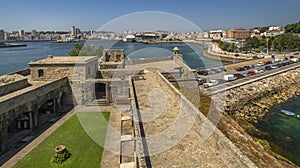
[223,74,236,82]
[291,58,299,63]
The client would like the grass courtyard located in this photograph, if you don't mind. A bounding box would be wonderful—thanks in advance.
[14,112,110,168]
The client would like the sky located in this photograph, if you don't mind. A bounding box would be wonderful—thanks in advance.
[0,0,299,32]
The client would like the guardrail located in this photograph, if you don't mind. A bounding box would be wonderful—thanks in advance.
[209,62,300,95]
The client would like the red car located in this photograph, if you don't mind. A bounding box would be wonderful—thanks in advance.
[248,70,256,76]
[234,73,244,79]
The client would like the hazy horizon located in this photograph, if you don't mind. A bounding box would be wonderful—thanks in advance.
[0,0,299,32]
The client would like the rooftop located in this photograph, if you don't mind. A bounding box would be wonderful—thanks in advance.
[29,56,98,65]
[0,74,26,86]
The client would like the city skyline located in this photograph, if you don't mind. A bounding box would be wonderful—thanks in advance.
[0,0,300,32]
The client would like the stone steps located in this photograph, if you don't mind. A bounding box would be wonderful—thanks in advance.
[86,99,109,106]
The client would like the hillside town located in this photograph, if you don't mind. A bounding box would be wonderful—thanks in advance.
[0,24,292,42]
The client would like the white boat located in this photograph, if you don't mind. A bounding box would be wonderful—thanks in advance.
[280,110,295,116]
[123,34,136,42]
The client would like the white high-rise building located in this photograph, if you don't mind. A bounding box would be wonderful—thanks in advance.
[19,29,25,39]
[71,26,76,36]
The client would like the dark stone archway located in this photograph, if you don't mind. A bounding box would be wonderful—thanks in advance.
[95,83,106,99]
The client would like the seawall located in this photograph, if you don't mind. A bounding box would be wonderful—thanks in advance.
[202,47,251,63]
[220,68,300,123]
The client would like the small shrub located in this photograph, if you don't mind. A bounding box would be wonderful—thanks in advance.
[51,146,72,164]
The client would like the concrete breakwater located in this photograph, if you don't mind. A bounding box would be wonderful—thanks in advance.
[220,68,300,123]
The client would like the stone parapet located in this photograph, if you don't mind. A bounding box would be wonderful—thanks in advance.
[0,75,30,97]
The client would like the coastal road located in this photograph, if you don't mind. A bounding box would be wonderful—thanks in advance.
[199,61,300,95]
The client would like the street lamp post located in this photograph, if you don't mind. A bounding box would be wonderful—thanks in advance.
[266,38,269,55]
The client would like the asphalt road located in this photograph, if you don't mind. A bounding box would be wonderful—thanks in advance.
[198,60,300,95]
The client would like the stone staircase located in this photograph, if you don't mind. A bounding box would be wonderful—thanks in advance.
[86,99,109,106]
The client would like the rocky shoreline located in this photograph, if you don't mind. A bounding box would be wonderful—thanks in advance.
[208,68,300,167]
[220,68,300,123]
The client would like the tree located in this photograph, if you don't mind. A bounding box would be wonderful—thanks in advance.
[69,43,104,56]
[243,37,260,50]
[260,26,270,33]
[272,33,300,53]
[285,21,300,33]
[69,43,84,56]
[214,40,237,52]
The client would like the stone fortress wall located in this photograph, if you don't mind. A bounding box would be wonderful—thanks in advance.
[0,74,30,97]
[125,56,173,65]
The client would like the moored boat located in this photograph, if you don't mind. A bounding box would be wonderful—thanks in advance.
[123,34,136,42]
[280,110,295,116]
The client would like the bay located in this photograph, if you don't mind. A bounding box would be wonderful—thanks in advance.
[0,40,221,75]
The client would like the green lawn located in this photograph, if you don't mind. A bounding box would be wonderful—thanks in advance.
[14,112,110,168]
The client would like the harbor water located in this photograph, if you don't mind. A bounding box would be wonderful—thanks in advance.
[0,40,221,76]
[255,96,300,166]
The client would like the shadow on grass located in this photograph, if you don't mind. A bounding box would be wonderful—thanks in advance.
[14,112,110,168]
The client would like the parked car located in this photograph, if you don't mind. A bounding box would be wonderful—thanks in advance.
[281,62,287,66]
[249,64,255,69]
[208,69,218,75]
[271,65,278,69]
[248,70,256,76]
[223,74,236,82]
[235,67,244,71]
[274,58,280,62]
[291,58,299,63]
[254,69,264,74]
[265,65,272,71]
[276,63,282,68]
[198,78,206,85]
[216,67,227,72]
[203,80,219,88]
[243,65,251,70]
[267,61,273,64]
[242,73,250,77]
[287,60,294,65]
[198,70,208,76]
[257,62,264,66]
[234,73,244,79]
